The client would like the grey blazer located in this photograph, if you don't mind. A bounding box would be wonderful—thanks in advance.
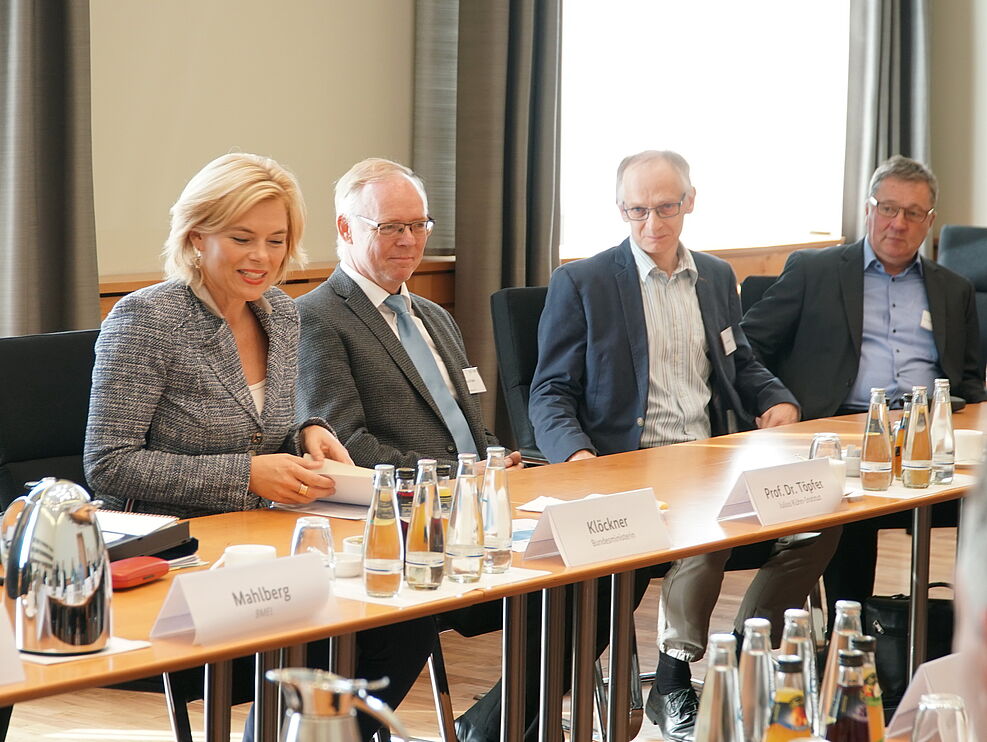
[84,280,304,518]
[296,268,497,469]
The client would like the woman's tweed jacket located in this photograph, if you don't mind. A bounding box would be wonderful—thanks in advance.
[84,280,305,518]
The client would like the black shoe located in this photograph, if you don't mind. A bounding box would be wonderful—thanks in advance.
[645,686,699,742]
[454,716,494,742]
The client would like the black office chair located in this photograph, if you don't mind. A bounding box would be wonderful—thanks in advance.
[0,329,211,742]
[739,275,778,314]
[937,225,987,371]
[490,286,549,464]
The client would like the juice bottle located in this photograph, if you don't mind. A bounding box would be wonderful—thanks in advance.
[849,635,884,742]
[764,656,812,742]
[819,600,862,731]
[824,650,870,742]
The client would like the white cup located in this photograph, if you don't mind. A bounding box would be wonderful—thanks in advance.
[954,429,984,463]
[210,543,277,570]
[333,552,362,578]
[342,535,364,555]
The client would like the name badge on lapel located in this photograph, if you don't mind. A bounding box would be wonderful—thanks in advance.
[920,310,933,332]
[463,367,487,394]
[720,327,737,356]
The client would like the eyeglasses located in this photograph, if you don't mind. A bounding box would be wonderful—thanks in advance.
[867,197,934,224]
[621,195,686,221]
[355,215,435,237]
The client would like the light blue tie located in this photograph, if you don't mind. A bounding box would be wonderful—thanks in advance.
[383,294,478,455]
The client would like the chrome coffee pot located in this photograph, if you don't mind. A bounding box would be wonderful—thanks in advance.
[1,478,112,654]
[266,669,408,742]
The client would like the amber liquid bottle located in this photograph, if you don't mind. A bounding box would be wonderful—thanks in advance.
[362,464,404,598]
[859,388,892,491]
[902,386,932,488]
[891,393,912,479]
[824,650,870,742]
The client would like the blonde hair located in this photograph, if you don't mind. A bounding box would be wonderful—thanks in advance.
[333,158,428,258]
[163,153,307,285]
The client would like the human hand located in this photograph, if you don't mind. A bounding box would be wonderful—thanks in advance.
[249,453,335,504]
[504,450,524,469]
[755,402,800,429]
[301,425,354,465]
[567,449,596,462]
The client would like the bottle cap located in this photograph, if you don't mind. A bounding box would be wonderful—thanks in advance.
[436,464,452,476]
[396,467,415,479]
[784,608,809,621]
[849,635,876,653]
[834,599,861,614]
[743,617,771,633]
[776,655,803,673]
[837,648,864,667]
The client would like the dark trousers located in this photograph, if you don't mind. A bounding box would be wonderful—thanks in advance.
[243,616,438,742]
[823,500,959,629]
[450,569,653,742]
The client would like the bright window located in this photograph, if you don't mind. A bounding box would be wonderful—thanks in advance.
[560,1,850,258]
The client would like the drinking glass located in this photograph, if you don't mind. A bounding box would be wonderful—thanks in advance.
[809,432,843,460]
[912,693,969,742]
[290,516,335,578]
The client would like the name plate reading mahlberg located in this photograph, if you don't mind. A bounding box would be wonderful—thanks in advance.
[150,552,330,645]
[717,458,843,525]
[0,602,25,686]
[524,488,670,566]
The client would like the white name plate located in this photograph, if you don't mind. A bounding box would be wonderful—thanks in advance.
[524,488,670,566]
[718,458,843,525]
[151,552,331,645]
[0,603,25,686]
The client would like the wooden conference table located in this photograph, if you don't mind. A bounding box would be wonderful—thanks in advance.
[1,406,982,741]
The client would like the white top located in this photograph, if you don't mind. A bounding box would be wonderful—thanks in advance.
[248,378,266,414]
[629,239,712,447]
[339,262,459,400]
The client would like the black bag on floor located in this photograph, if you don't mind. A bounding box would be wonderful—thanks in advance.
[863,582,954,710]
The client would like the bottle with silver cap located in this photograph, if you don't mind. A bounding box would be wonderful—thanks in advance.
[929,378,955,485]
[480,446,513,573]
[445,453,484,583]
[819,600,862,731]
[405,459,444,589]
[695,633,743,742]
[738,617,774,742]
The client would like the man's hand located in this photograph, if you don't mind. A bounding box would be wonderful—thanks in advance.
[505,450,524,469]
[755,402,800,429]
[566,449,596,462]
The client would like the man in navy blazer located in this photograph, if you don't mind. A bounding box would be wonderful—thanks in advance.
[529,150,839,741]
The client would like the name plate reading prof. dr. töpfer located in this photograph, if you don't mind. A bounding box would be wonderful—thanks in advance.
[524,488,670,567]
[150,552,330,645]
[717,457,843,526]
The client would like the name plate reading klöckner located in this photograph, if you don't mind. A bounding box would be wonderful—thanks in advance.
[151,552,330,645]
[0,602,25,686]
[524,488,670,566]
[717,458,843,526]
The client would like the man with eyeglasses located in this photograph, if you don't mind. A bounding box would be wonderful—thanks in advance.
[529,150,839,741]
[742,154,985,631]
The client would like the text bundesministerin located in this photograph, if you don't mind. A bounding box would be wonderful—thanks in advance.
[232,584,292,607]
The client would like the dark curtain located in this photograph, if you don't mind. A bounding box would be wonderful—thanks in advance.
[0,0,99,337]
[843,0,931,253]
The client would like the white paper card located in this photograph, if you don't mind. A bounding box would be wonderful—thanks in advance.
[887,654,981,742]
[718,458,843,525]
[150,552,330,645]
[524,488,669,566]
[0,604,25,686]
[301,456,374,506]
[463,366,487,394]
[720,327,737,355]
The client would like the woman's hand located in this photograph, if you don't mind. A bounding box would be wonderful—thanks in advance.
[301,425,354,465]
[249,453,335,504]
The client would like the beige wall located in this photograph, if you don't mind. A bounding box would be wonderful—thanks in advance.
[90,0,414,276]
[931,0,987,233]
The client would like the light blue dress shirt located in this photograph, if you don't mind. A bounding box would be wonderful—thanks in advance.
[844,239,944,409]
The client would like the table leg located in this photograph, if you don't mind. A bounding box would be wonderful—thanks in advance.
[606,571,635,742]
[570,579,598,742]
[908,504,932,676]
[501,594,527,740]
[538,586,566,742]
[254,649,280,742]
[330,633,357,677]
[204,660,232,742]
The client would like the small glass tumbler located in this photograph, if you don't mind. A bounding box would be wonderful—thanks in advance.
[290,516,335,578]
[912,693,969,742]
[809,432,843,460]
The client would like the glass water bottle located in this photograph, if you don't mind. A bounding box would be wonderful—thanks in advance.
[480,447,513,573]
[695,633,743,742]
[763,655,812,742]
[363,464,404,598]
[824,650,870,742]
[445,453,484,583]
[739,617,774,742]
[405,459,445,589]
[929,378,955,484]
[902,386,932,488]
[779,608,818,733]
[819,600,862,732]
[859,388,893,491]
